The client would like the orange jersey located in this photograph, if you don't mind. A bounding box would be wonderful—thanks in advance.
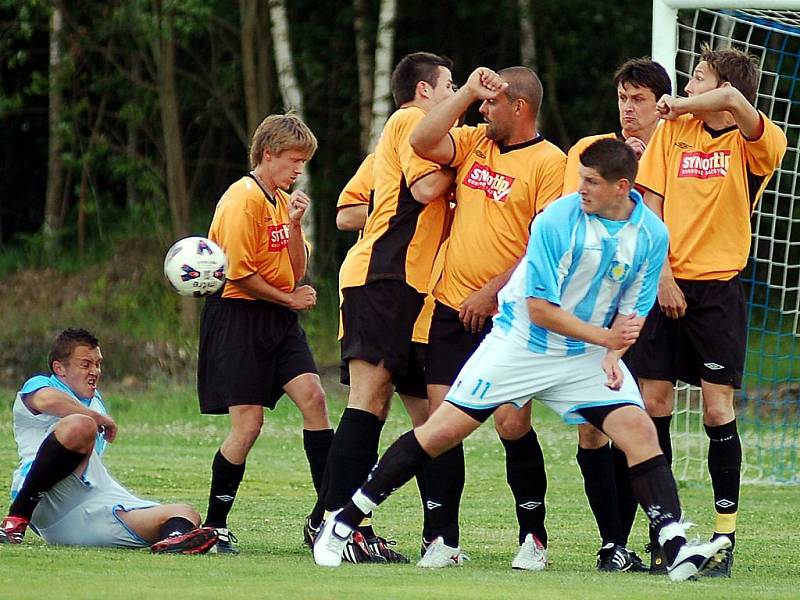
[337,153,373,210]
[563,132,620,193]
[208,176,302,299]
[434,125,566,310]
[339,107,448,294]
[638,112,787,280]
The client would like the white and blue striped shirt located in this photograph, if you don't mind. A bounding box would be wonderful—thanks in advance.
[494,190,668,355]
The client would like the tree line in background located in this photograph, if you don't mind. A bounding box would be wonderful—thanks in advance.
[0,0,651,278]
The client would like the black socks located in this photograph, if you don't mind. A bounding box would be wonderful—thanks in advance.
[204,449,246,529]
[10,433,86,520]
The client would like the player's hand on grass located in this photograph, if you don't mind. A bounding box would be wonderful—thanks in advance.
[601,352,624,390]
[657,276,687,319]
[94,413,117,442]
[656,94,685,120]
[604,313,642,350]
[465,68,508,100]
[459,287,498,333]
[287,285,317,311]
[625,136,647,159]
[288,190,311,223]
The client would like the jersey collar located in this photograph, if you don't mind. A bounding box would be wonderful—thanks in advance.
[498,134,544,154]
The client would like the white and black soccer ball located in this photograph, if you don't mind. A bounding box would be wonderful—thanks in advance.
[163,236,227,297]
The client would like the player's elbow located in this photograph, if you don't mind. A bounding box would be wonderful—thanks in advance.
[527,298,552,327]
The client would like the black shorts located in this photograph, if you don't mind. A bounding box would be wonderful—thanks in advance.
[197,297,318,414]
[339,341,427,399]
[426,301,493,386]
[625,277,746,388]
[340,280,425,377]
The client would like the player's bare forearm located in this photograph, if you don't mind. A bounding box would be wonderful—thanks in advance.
[658,88,762,138]
[26,388,100,419]
[287,223,308,281]
[410,169,455,204]
[336,205,368,231]
[24,388,117,440]
[231,273,294,306]
[410,92,473,162]
[527,299,642,351]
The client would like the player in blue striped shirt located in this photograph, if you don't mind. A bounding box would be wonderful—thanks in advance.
[314,139,731,581]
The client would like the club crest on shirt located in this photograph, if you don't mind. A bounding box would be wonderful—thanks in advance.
[463,162,515,202]
[268,224,290,251]
[678,150,730,179]
[606,260,630,283]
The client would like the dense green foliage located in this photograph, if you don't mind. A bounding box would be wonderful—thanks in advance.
[1,1,652,269]
[0,384,797,599]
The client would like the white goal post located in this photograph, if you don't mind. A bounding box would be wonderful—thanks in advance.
[651,1,800,484]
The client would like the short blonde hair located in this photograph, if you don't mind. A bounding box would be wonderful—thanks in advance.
[249,112,318,169]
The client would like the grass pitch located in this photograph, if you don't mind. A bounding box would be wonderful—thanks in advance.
[0,382,797,599]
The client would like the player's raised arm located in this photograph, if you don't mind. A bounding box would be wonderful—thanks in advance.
[410,67,508,164]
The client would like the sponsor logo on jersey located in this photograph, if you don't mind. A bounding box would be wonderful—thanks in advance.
[675,141,691,150]
[678,150,731,179]
[474,149,486,159]
[463,162,515,202]
[268,224,290,251]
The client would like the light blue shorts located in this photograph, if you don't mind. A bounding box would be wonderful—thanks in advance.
[446,332,644,424]
[31,474,158,548]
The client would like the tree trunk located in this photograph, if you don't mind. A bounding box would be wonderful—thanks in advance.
[240,0,260,136]
[518,0,538,71]
[153,4,190,239]
[256,2,273,119]
[353,0,374,153]
[43,3,66,255]
[268,0,315,263]
[152,0,194,326]
[368,0,396,152]
[268,0,304,116]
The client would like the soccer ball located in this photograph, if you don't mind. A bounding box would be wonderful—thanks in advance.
[163,236,227,297]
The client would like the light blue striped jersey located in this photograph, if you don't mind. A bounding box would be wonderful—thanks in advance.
[11,374,108,498]
[494,190,668,355]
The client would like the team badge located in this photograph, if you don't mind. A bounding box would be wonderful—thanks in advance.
[606,260,630,283]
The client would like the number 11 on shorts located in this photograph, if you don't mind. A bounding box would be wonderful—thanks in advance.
[471,378,492,400]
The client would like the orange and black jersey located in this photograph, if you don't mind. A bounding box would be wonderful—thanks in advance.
[563,132,621,193]
[434,124,565,310]
[208,175,304,300]
[337,153,373,210]
[638,112,787,281]
[339,107,449,294]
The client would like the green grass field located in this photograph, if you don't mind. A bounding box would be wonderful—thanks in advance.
[0,381,797,599]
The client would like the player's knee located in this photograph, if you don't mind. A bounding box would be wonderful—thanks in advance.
[703,403,735,427]
[578,423,608,449]
[494,412,530,440]
[231,421,263,447]
[56,414,97,448]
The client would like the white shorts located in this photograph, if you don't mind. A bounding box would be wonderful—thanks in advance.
[446,331,644,424]
[31,473,158,548]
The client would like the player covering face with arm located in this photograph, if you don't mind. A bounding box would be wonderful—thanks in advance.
[628,45,787,577]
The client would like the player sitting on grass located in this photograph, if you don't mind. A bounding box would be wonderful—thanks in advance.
[314,138,732,581]
[0,328,217,554]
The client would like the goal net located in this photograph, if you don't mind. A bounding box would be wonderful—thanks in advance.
[652,2,800,484]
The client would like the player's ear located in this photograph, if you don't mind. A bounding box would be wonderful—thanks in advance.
[416,80,430,100]
[262,148,272,163]
[52,360,66,377]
